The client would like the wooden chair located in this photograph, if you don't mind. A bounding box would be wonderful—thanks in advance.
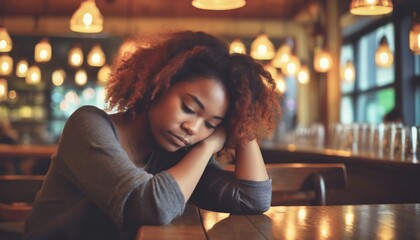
[225,163,348,206]
[0,175,44,240]
[266,163,347,206]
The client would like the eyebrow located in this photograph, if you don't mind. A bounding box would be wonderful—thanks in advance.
[187,93,205,110]
[186,93,224,120]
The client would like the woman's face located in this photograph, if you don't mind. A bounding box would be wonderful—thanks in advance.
[148,77,228,152]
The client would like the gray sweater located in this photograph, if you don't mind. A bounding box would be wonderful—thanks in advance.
[23,105,272,240]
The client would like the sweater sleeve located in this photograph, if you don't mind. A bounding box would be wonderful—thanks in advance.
[190,158,272,214]
[55,106,185,229]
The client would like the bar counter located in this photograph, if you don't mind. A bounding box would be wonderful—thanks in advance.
[137,204,420,239]
[261,144,420,205]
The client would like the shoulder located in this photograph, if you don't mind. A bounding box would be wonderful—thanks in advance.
[68,105,108,121]
[63,105,116,138]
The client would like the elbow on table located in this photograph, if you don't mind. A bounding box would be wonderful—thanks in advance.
[152,211,177,225]
[248,202,270,214]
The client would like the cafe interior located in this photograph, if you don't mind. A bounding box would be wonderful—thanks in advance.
[0,0,420,239]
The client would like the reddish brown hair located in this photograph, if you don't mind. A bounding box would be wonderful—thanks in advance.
[106,31,280,148]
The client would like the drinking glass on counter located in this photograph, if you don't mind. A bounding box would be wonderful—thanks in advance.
[402,126,419,162]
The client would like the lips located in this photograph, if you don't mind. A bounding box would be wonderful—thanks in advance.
[169,132,189,147]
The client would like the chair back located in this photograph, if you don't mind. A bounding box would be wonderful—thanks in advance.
[266,163,347,206]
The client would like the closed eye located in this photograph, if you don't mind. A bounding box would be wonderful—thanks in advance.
[205,121,216,129]
[182,103,195,114]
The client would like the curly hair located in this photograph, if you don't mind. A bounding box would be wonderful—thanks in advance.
[106,30,280,148]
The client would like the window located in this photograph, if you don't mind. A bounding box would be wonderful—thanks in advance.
[340,23,396,124]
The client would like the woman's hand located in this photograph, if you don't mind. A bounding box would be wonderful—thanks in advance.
[200,126,226,154]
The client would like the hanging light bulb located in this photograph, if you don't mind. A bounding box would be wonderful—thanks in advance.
[35,38,52,62]
[69,45,84,67]
[16,59,29,78]
[0,78,7,101]
[75,69,88,86]
[70,0,104,33]
[350,0,393,16]
[297,65,310,84]
[8,90,17,100]
[87,44,105,67]
[98,64,111,84]
[52,69,66,86]
[375,36,393,68]
[274,74,286,94]
[314,49,332,73]
[0,28,12,52]
[192,0,245,10]
[0,55,13,76]
[409,12,420,55]
[26,65,42,85]
[282,55,301,76]
[340,60,356,82]
[250,33,275,60]
[271,43,292,69]
[229,39,247,54]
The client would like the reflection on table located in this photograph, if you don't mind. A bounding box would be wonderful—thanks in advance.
[137,204,420,239]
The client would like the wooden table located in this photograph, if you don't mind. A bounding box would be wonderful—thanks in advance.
[137,204,420,239]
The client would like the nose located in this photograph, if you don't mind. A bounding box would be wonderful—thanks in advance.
[181,119,201,135]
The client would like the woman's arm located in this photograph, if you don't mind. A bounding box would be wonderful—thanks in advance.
[234,139,269,181]
[166,127,225,201]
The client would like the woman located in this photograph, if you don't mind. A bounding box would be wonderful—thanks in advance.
[23,31,280,240]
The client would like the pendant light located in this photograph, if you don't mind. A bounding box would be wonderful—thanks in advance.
[229,39,246,54]
[0,54,13,76]
[192,0,245,10]
[8,90,17,101]
[0,78,7,101]
[87,44,105,67]
[350,0,393,16]
[70,0,104,33]
[69,45,84,67]
[409,12,420,55]
[282,55,301,76]
[35,38,52,63]
[297,65,310,84]
[52,69,66,86]
[0,27,12,52]
[98,64,111,84]
[26,65,42,85]
[250,33,275,60]
[75,69,88,86]
[274,74,286,94]
[314,49,332,73]
[375,36,393,68]
[271,43,292,69]
[340,60,356,82]
[16,59,29,78]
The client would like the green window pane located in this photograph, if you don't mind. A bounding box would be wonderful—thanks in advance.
[357,88,395,124]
